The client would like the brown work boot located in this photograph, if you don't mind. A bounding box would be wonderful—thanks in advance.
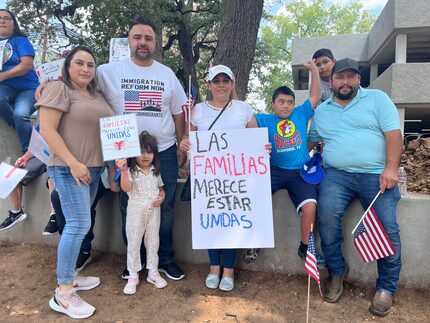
[369,291,393,317]
[322,263,349,303]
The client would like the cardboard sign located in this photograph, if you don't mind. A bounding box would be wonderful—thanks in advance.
[0,163,28,199]
[99,114,141,161]
[190,128,274,249]
[36,58,64,82]
[109,38,130,63]
[28,128,51,165]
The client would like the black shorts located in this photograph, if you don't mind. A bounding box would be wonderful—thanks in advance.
[271,166,317,212]
[20,157,46,186]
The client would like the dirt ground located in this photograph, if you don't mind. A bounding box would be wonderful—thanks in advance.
[0,241,428,323]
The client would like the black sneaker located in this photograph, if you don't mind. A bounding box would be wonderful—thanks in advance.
[43,213,58,236]
[76,250,92,271]
[158,262,185,280]
[0,210,27,231]
[121,267,129,280]
[298,246,327,270]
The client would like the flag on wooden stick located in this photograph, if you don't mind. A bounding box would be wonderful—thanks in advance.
[353,207,396,263]
[305,228,322,296]
[182,84,197,123]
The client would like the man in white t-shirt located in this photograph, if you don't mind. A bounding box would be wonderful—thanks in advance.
[97,16,187,281]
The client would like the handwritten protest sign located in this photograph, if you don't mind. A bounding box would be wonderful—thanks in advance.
[0,163,28,199]
[109,38,130,63]
[99,114,141,161]
[28,128,51,165]
[0,39,8,70]
[190,128,274,249]
[36,58,64,82]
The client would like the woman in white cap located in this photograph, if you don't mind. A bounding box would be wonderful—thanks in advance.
[180,64,262,291]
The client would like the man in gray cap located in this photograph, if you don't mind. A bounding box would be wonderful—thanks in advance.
[308,58,403,317]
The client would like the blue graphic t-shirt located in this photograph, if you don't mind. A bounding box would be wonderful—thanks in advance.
[256,99,314,170]
[1,36,39,91]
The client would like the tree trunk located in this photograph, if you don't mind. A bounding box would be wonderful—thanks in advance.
[147,0,163,62]
[213,0,264,100]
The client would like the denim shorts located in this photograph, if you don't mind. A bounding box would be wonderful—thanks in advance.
[271,166,317,212]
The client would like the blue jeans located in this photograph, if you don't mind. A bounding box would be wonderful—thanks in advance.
[53,180,108,251]
[49,166,103,285]
[208,249,236,269]
[317,168,402,294]
[0,84,36,153]
[119,144,179,266]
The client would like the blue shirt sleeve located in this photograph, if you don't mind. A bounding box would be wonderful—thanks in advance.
[16,36,35,58]
[376,91,400,132]
[255,113,266,127]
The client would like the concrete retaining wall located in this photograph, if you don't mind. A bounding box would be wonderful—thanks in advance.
[1,121,429,289]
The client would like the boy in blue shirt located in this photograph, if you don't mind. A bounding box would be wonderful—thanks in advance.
[245,61,325,267]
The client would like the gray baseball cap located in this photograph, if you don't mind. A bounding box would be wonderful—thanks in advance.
[331,58,360,76]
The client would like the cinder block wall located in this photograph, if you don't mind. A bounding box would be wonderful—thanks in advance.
[1,121,429,289]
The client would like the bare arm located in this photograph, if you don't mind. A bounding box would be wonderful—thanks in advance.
[173,113,186,145]
[39,107,91,186]
[174,113,187,166]
[308,140,318,152]
[246,114,258,128]
[179,123,197,152]
[0,56,34,82]
[115,159,131,192]
[379,129,403,193]
[302,60,321,108]
[15,151,35,168]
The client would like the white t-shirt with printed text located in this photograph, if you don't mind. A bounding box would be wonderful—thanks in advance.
[97,58,187,152]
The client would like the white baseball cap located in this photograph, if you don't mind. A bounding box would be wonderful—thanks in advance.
[208,65,233,81]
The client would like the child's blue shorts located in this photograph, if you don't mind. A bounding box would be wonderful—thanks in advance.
[270,166,317,213]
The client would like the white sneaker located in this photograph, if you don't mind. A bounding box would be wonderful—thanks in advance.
[73,273,100,291]
[123,276,139,295]
[147,272,167,289]
[49,287,95,319]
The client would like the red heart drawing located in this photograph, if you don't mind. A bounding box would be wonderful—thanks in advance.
[114,141,125,150]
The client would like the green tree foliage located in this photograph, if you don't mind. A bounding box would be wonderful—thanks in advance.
[252,0,376,109]
[8,0,223,98]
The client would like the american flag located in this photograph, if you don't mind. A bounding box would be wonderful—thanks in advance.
[182,84,197,122]
[354,207,396,263]
[305,229,322,296]
[124,90,162,110]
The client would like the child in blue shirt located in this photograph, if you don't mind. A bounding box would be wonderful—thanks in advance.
[246,61,325,267]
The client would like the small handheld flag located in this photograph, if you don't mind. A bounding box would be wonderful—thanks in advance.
[182,84,197,123]
[353,207,396,263]
[305,228,322,296]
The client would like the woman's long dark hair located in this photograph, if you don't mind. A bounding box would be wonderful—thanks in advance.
[128,131,160,176]
[0,9,26,37]
[61,45,97,95]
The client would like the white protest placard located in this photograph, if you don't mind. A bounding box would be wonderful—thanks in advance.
[0,163,28,199]
[35,58,64,82]
[28,128,51,165]
[0,39,8,70]
[190,128,274,249]
[109,38,130,63]
[99,114,141,161]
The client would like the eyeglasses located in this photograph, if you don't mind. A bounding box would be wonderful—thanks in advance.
[0,16,13,22]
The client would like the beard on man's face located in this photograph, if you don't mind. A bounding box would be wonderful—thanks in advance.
[333,85,359,100]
